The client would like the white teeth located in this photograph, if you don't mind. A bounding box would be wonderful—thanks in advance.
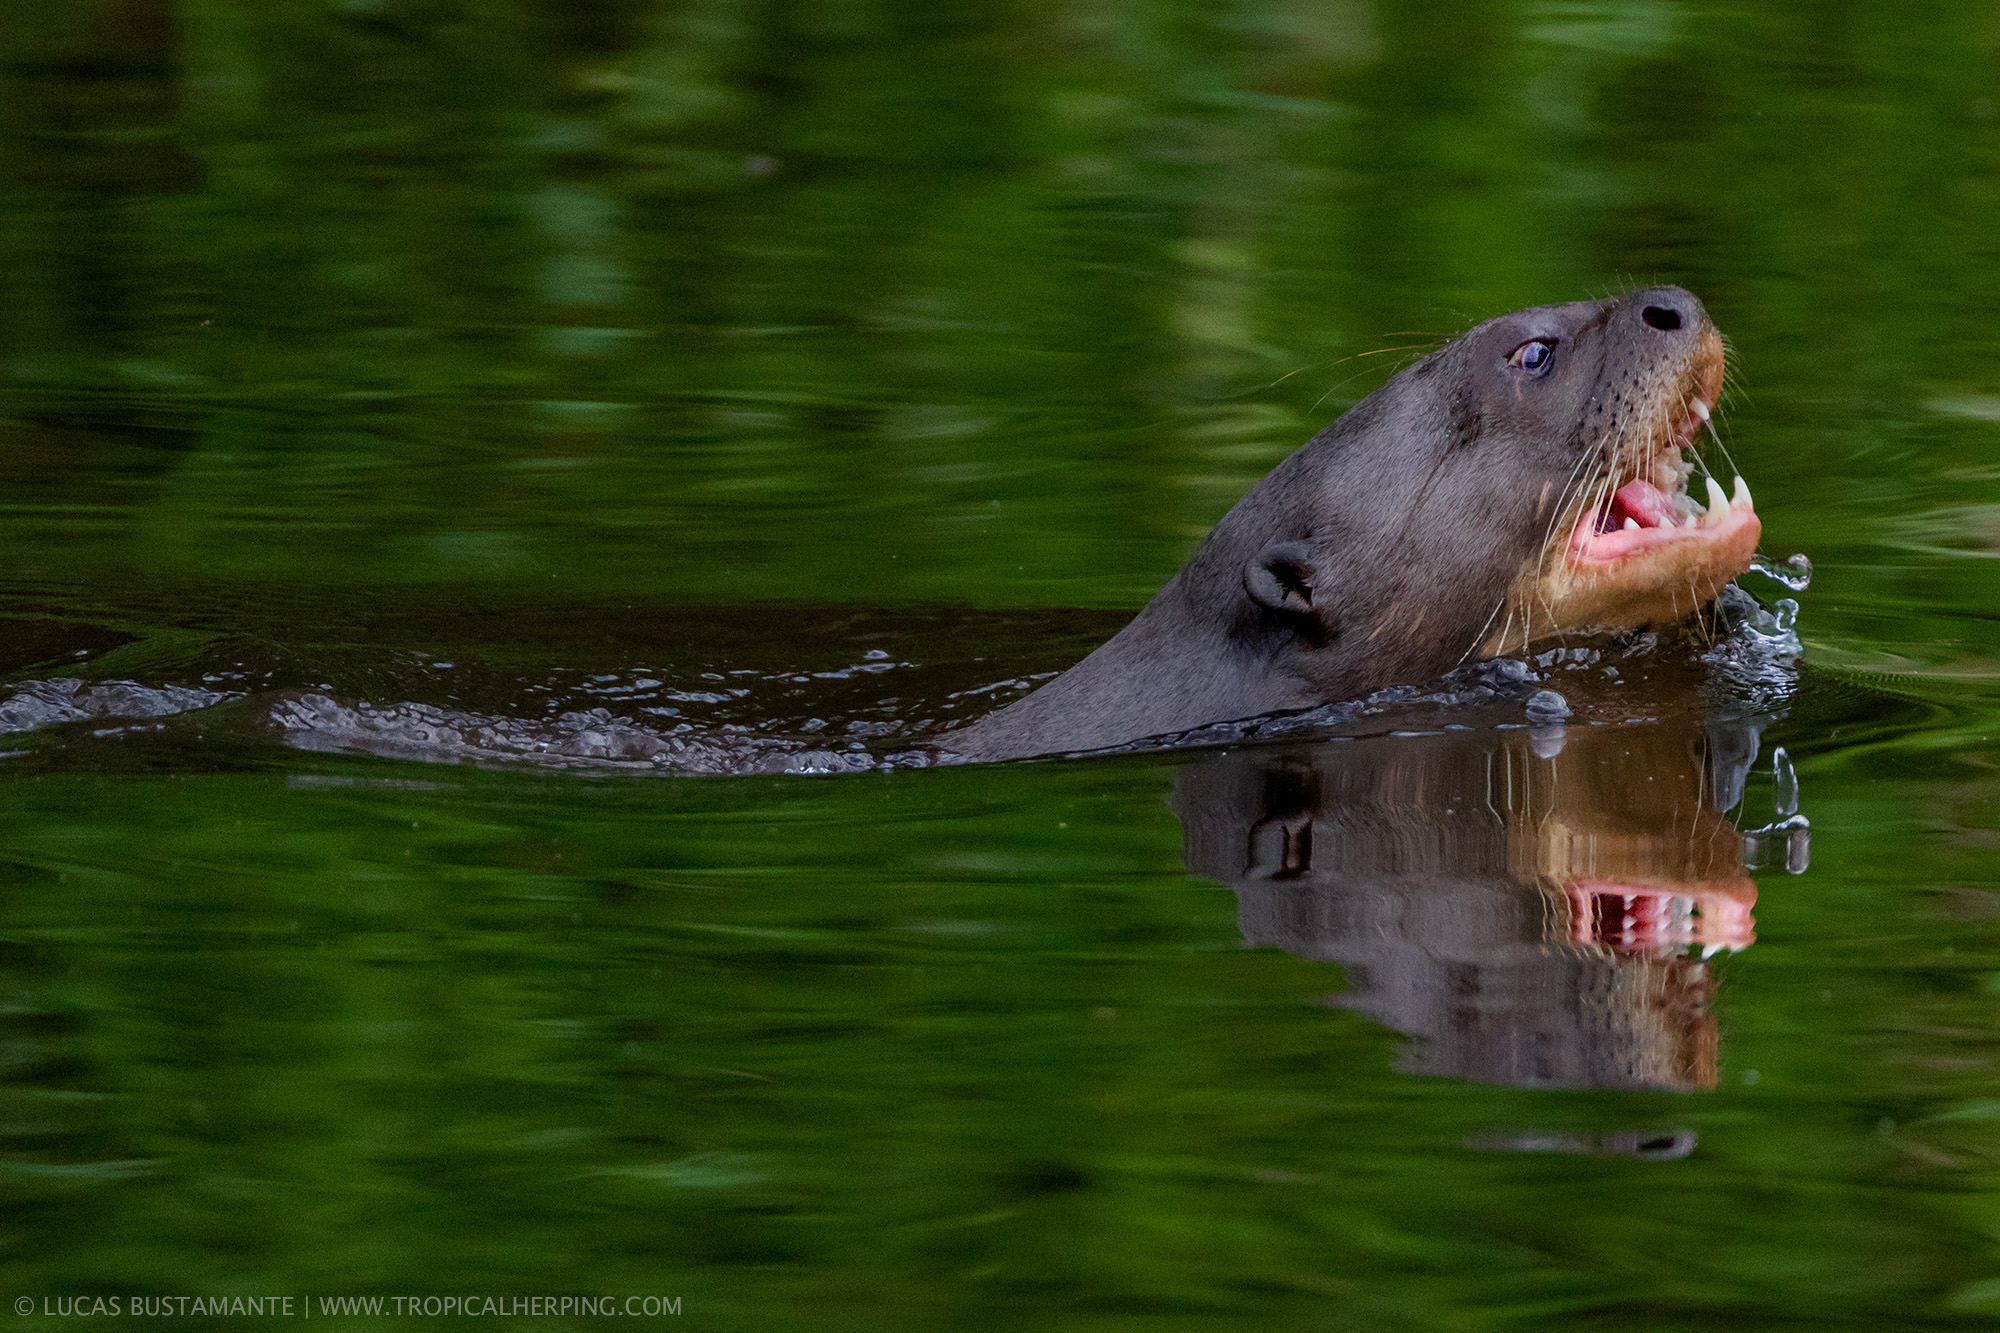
[1703,476,1730,525]
[1623,517,1640,531]
[1693,400,1711,423]
[1732,475,1752,509]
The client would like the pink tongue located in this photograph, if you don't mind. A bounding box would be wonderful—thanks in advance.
[1615,478,1676,527]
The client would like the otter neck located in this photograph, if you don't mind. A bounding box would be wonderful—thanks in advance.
[946,575,1291,761]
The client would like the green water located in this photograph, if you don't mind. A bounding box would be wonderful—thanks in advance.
[7,0,2000,1326]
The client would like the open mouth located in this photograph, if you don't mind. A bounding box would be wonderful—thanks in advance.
[1485,324,1759,657]
[1566,398,1758,567]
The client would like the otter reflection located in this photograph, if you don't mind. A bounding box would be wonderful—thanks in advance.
[1173,716,1788,1092]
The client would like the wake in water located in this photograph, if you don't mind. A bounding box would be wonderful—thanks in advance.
[0,677,238,746]
[0,579,1811,777]
[267,691,898,775]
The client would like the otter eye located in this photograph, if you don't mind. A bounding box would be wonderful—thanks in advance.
[1509,339,1556,374]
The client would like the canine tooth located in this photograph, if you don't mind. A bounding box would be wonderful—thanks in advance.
[1732,475,1752,509]
[1623,517,1640,531]
[1693,400,1711,423]
[1704,476,1730,524]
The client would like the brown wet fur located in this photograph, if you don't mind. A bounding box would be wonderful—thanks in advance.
[946,286,1752,761]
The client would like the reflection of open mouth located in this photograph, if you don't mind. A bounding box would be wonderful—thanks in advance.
[1173,710,1796,1093]
[1565,877,1756,956]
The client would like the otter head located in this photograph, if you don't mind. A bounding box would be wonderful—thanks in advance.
[945,286,1760,761]
[1213,284,1755,704]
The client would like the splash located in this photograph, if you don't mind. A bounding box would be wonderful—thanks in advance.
[1748,551,1813,591]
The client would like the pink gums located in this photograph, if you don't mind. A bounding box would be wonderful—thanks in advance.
[1567,478,1755,566]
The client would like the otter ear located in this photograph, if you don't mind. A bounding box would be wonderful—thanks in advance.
[1244,540,1318,617]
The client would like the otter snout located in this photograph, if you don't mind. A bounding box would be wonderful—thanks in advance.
[1626,284,1725,407]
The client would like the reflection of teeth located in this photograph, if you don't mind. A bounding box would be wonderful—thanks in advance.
[1732,475,1752,509]
[1693,400,1710,423]
[1623,517,1640,531]
[1704,476,1730,525]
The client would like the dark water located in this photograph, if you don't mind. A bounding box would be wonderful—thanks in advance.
[7,1,2000,1327]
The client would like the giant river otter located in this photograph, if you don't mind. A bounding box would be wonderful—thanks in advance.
[945,285,1761,761]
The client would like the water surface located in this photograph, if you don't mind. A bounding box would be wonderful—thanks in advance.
[6,1,2000,1327]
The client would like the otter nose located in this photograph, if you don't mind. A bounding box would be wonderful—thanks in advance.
[1633,286,1704,334]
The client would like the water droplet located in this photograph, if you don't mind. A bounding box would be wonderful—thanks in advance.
[1771,745,1798,817]
[1772,597,1799,631]
[1786,819,1812,874]
[1524,689,1570,722]
[1749,552,1813,591]
[1738,812,1810,872]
